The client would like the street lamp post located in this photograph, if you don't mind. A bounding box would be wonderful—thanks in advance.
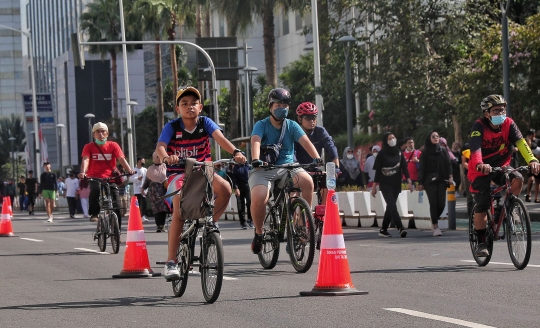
[56,124,65,174]
[84,113,95,143]
[501,0,512,117]
[338,35,357,148]
[0,24,41,177]
[127,101,138,159]
[9,137,16,179]
[243,66,258,161]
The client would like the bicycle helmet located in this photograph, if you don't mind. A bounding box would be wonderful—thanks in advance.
[267,88,291,105]
[481,95,506,112]
[296,102,318,116]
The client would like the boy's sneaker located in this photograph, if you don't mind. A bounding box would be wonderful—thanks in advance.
[399,229,407,238]
[476,243,489,257]
[379,229,391,237]
[163,260,180,281]
[251,233,264,254]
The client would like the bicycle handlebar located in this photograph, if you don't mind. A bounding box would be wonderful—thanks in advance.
[260,162,322,171]
[491,166,530,173]
[168,158,240,168]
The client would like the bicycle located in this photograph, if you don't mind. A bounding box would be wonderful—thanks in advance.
[307,168,326,251]
[469,166,532,269]
[161,158,233,303]
[258,162,319,273]
[87,175,129,254]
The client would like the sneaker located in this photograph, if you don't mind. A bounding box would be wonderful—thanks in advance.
[89,216,98,222]
[241,224,247,230]
[251,233,264,254]
[379,229,391,237]
[476,243,489,257]
[247,220,254,228]
[46,217,53,223]
[399,229,407,238]
[163,260,180,281]
[70,215,75,219]
[156,226,163,233]
[433,228,442,236]
[142,216,149,222]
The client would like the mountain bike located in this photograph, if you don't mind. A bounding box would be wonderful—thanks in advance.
[307,169,326,251]
[162,158,233,303]
[258,162,319,273]
[87,175,130,254]
[469,166,532,269]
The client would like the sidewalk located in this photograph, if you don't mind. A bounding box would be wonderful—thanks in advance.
[455,192,540,222]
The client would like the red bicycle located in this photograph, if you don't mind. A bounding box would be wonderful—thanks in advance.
[469,166,532,269]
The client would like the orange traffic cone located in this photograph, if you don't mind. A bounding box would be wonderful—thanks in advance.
[0,197,17,237]
[300,190,367,296]
[112,197,160,278]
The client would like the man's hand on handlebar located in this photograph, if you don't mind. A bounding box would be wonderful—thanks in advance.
[233,152,247,164]
[476,163,492,174]
[252,159,264,168]
[529,161,540,175]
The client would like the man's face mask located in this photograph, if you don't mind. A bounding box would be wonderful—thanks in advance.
[95,138,107,145]
[273,107,289,120]
[490,114,506,126]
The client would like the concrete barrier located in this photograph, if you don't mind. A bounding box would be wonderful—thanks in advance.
[354,191,376,227]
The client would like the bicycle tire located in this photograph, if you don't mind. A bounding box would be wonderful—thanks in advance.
[200,231,223,303]
[506,198,531,270]
[313,217,323,251]
[97,215,107,252]
[287,198,315,273]
[109,212,120,254]
[468,204,493,266]
[172,239,190,297]
[258,206,280,269]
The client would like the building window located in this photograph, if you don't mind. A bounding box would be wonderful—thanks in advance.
[295,12,302,31]
[283,12,289,35]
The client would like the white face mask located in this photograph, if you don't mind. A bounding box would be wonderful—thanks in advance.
[388,138,397,147]
[347,154,354,159]
[372,152,378,158]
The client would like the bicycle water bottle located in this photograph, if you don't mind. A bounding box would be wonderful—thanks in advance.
[326,162,336,190]
[418,191,424,204]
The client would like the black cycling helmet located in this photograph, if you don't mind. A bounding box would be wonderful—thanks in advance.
[481,94,507,112]
[267,88,291,105]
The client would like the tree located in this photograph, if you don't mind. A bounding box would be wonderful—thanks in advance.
[0,114,26,169]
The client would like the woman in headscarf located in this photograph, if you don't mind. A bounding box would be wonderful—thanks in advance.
[141,152,171,232]
[418,130,453,237]
[364,145,380,189]
[339,146,365,187]
[371,132,413,237]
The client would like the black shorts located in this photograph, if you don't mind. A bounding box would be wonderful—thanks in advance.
[470,170,523,213]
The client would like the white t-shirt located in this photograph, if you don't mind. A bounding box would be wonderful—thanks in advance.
[65,178,79,198]
[130,167,147,194]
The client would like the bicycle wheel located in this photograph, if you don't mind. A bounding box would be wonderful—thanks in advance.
[97,215,107,252]
[313,216,323,251]
[258,206,281,269]
[109,212,120,254]
[506,198,531,270]
[468,205,493,266]
[287,198,315,273]
[172,239,190,297]
[200,231,223,303]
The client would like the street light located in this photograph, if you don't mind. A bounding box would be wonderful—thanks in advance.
[243,66,258,161]
[84,113,95,143]
[0,24,41,177]
[127,101,138,159]
[56,124,65,174]
[338,35,357,148]
[9,137,16,179]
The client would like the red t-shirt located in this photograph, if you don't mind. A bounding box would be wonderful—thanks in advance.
[82,142,124,178]
[403,149,421,181]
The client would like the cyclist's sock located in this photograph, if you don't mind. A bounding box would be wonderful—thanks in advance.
[476,229,487,243]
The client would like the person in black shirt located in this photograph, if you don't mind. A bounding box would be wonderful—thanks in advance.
[371,132,413,238]
[40,162,58,222]
[17,176,27,211]
[230,162,253,229]
[25,170,38,215]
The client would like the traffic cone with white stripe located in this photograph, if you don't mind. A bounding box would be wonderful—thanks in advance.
[300,190,367,296]
[0,197,16,237]
[112,197,160,278]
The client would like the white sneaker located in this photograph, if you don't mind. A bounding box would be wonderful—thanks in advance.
[164,260,180,281]
[433,228,442,236]
[142,216,149,222]
[46,217,53,223]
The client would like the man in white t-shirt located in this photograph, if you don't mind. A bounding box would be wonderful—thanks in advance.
[129,157,148,222]
[65,172,79,218]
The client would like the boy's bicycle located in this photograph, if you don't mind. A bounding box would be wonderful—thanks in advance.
[161,158,233,303]
[87,175,130,254]
[469,166,532,270]
[258,162,319,273]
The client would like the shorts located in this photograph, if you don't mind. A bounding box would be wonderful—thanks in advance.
[42,190,56,200]
[248,166,306,191]
[470,170,522,213]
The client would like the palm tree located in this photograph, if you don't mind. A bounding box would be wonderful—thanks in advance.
[0,114,26,168]
[80,0,141,129]
[149,0,196,95]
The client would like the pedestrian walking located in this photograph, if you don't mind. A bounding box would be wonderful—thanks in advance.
[79,178,90,218]
[17,176,26,211]
[65,172,79,218]
[142,152,170,232]
[25,170,38,215]
[364,145,380,189]
[130,157,148,222]
[230,162,253,229]
[402,137,421,186]
[339,146,365,188]
[40,162,58,222]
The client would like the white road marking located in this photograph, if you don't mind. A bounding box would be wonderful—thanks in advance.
[384,308,495,328]
[20,238,43,242]
[74,248,110,255]
[461,260,540,268]
[188,270,238,280]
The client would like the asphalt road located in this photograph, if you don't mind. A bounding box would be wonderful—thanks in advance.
[2,210,540,327]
